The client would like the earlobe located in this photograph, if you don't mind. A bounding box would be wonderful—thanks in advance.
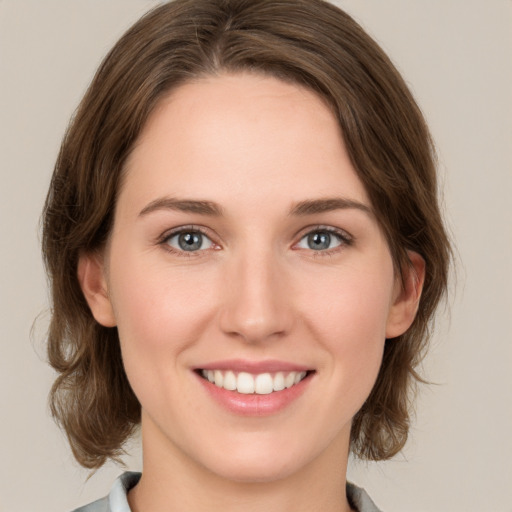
[385,251,425,339]
[77,252,117,327]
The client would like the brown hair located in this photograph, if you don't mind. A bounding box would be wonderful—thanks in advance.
[42,0,451,469]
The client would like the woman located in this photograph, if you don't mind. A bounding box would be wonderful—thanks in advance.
[41,1,451,511]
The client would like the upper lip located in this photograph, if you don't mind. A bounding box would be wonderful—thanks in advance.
[196,359,312,374]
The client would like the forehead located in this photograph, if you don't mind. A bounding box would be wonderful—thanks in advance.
[120,72,369,216]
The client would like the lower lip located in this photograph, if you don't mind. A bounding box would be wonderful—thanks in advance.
[195,372,312,416]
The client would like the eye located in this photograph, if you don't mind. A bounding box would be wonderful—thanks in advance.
[296,228,350,251]
[165,230,215,252]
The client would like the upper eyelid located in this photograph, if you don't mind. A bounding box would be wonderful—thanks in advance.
[159,226,218,256]
[159,224,214,242]
[295,224,353,241]
[292,226,354,255]
[157,224,353,250]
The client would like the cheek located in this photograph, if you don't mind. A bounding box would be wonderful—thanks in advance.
[108,256,222,425]
[300,260,395,388]
[108,252,219,367]
[305,261,394,336]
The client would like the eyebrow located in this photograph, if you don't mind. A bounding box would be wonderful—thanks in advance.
[139,197,224,217]
[138,196,372,218]
[289,197,373,216]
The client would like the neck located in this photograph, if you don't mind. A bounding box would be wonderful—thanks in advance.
[128,420,353,512]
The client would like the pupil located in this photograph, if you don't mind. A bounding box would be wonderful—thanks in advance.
[308,232,330,250]
[179,232,202,251]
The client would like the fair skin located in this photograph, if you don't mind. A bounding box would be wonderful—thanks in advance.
[79,73,424,512]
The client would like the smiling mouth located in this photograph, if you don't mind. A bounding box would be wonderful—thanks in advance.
[198,369,312,395]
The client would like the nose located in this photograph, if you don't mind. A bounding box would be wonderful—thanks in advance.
[218,248,294,344]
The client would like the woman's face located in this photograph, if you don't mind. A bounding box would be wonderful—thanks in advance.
[83,73,419,483]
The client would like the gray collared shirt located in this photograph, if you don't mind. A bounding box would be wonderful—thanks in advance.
[72,471,383,512]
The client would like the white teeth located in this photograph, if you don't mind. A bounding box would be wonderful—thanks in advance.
[237,372,255,394]
[284,372,295,388]
[294,371,306,384]
[273,372,285,391]
[255,373,273,394]
[223,370,237,390]
[201,369,308,394]
[214,370,224,387]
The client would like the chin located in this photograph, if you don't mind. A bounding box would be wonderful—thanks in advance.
[205,453,302,484]
[189,431,328,484]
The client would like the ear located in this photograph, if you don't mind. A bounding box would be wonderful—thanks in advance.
[77,252,116,327]
[385,251,425,339]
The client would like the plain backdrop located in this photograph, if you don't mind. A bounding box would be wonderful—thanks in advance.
[1,1,511,511]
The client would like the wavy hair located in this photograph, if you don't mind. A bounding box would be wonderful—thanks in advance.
[42,0,451,468]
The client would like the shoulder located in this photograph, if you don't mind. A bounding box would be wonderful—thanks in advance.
[347,482,383,512]
[70,472,141,512]
[72,496,109,512]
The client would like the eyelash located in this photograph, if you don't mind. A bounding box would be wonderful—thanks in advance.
[294,225,353,257]
[158,225,217,258]
[157,225,353,258]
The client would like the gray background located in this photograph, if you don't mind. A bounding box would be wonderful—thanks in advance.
[1,1,511,511]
